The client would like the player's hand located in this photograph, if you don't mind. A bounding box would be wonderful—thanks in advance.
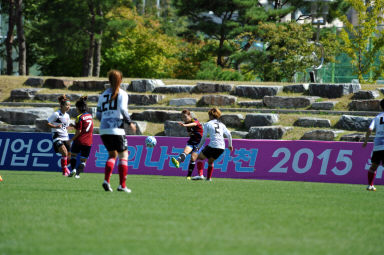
[228,146,233,152]
[178,122,185,127]
[56,124,62,129]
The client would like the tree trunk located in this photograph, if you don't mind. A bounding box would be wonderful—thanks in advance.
[5,0,15,75]
[15,0,26,75]
[93,6,103,77]
[82,1,96,77]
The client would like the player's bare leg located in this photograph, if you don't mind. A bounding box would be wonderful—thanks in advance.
[58,145,70,176]
[367,163,378,191]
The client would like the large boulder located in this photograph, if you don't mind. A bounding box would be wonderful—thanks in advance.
[128,94,165,105]
[44,78,73,89]
[233,85,283,99]
[153,85,194,94]
[192,82,234,93]
[247,126,291,139]
[352,90,380,99]
[0,123,36,132]
[104,83,129,91]
[124,121,147,135]
[308,83,361,98]
[10,88,42,101]
[340,133,374,142]
[237,101,264,108]
[35,118,50,132]
[197,95,237,106]
[348,100,381,111]
[24,77,44,87]
[294,117,331,128]
[244,113,279,129]
[0,107,54,125]
[283,84,309,93]
[219,114,244,128]
[72,80,108,90]
[131,110,180,122]
[164,120,189,137]
[311,101,337,110]
[231,131,248,139]
[263,96,319,108]
[129,79,164,92]
[35,93,81,102]
[335,115,373,131]
[169,98,197,106]
[300,130,342,141]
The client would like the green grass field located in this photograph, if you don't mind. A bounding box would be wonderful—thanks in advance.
[0,170,383,255]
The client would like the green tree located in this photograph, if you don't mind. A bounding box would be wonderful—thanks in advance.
[339,0,384,83]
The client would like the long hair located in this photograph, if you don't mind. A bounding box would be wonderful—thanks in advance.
[208,107,221,119]
[76,96,88,113]
[58,94,70,106]
[108,69,122,103]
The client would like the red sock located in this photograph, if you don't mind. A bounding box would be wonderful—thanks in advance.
[197,161,204,176]
[207,163,214,179]
[368,170,376,186]
[118,159,128,188]
[105,158,116,183]
[61,157,68,173]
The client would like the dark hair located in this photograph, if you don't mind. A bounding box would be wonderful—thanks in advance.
[380,99,384,111]
[108,69,122,103]
[181,109,191,115]
[58,94,70,106]
[76,96,88,113]
[208,107,221,119]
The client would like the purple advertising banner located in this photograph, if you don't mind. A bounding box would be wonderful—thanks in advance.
[0,132,382,185]
[86,135,382,185]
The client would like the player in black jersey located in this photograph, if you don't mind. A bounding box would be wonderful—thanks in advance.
[171,109,204,179]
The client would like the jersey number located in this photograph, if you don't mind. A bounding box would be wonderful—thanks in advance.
[380,117,384,125]
[214,123,220,134]
[101,94,118,111]
[85,120,93,132]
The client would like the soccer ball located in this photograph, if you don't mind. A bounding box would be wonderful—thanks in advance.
[145,136,157,147]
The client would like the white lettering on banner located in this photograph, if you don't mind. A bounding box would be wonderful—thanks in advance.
[365,158,384,178]
[37,139,53,152]
[292,148,313,174]
[32,153,52,167]
[269,148,354,176]
[269,148,290,173]
[0,139,10,165]
[10,139,33,166]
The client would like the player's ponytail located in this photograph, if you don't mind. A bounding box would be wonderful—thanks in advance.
[58,94,70,106]
[76,96,88,113]
[208,107,221,119]
[108,69,122,103]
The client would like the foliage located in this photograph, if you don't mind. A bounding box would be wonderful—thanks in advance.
[102,7,180,78]
[195,60,246,81]
[339,0,384,83]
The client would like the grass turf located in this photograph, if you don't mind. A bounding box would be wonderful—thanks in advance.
[0,170,383,255]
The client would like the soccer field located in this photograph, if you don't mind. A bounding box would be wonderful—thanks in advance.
[0,171,383,255]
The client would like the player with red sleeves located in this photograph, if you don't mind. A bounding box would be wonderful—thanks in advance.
[171,109,203,179]
[47,95,72,176]
[68,96,93,179]
[97,70,136,193]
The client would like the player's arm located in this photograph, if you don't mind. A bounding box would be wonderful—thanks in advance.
[179,122,197,127]
[223,126,233,152]
[70,119,81,142]
[197,123,208,149]
[46,113,61,128]
[119,93,136,133]
[363,119,375,148]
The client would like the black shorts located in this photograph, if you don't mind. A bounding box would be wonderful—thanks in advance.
[101,135,127,153]
[201,146,224,160]
[371,150,384,165]
[53,140,71,153]
[71,141,92,159]
[186,141,200,153]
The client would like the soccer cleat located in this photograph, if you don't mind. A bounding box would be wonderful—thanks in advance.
[68,169,76,177]
[102,180,113,192]
[206,178,212,182]
[191,175,205,180]
[171,157,180,168]
[75,175,80,179]
[366,185,377,191]
[117,185,132,193]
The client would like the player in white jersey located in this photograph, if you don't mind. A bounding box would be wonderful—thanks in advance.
[97,70,136,193]
[192,107,233,181]
[46,95,72,176]
[363,99,384,191]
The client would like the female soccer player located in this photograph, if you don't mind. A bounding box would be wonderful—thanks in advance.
[171,109,203,179]
[47,94,72,176]
[193,107,233,181]
[68,96,93,179]
[97,70,136,193]
[362,98,384,191]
